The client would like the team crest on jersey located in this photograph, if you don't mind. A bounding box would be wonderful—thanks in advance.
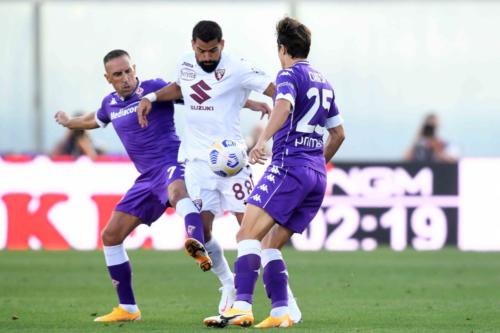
[215,68,225,81]
[192,199,203,211]
[181,68,196,81]
[110,98,117,105]
[136,86,144,97]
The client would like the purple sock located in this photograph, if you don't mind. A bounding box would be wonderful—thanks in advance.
[107,261,136,305]
[234,254,261,304]
[263,259,288,308]
[184,212,205,244]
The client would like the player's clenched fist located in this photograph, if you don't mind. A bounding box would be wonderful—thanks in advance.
[249,140,268,165]
[54,111,70,127]
[137,98,152,128]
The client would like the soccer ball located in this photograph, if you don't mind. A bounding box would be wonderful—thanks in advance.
[208,139,247,177]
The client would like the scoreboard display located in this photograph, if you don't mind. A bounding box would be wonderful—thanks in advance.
[292,163,459,251]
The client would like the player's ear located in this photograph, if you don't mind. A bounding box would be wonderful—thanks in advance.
[132,64,136,72]
[104,73,111,84]
[279,44,287,56]
[191,39,196,51]
[220,39,225,51]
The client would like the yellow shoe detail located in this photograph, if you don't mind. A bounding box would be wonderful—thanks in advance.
[184,238,212,272]
[94,306,141,322]
[255,314,293,328]
[203,308,254,328]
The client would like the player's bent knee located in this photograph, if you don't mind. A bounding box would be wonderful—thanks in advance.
[101,226,125,246]
[236,227,252,243]
[168,183,188,207]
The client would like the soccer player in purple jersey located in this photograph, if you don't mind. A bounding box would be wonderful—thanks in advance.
[204,17,345,328]
[54,50,210,322]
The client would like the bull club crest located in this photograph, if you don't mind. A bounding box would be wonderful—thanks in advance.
[215,69,225,81]
[193,199,203,211]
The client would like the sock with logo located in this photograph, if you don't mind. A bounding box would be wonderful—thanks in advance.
[233,239,261,310]
[103,244,138,313]
[176,198,205,244]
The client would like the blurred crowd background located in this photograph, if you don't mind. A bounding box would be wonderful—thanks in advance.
[1,0,499,161]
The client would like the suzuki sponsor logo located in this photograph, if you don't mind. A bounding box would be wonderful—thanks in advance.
[190,80,212,104]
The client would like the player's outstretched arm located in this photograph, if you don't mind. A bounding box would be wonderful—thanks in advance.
[249,99,290,164]
[262,83,276,98]
[54,111,99,130]
[244,99,272,119]
[138,83,183,128]
[324,125,345,162]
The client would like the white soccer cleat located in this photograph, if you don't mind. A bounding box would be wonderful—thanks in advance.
[218,285,236,315]
[289,297,302,324]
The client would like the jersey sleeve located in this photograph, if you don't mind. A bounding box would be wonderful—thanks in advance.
[325,93,344,129]
[95,98,110,128]
[275,69,298,109]
[148,78,170,92]
[239,59,273,93]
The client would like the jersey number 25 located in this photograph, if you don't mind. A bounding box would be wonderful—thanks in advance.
[296,88,333,135]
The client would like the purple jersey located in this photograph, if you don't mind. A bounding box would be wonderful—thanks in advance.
[273,61,343,174]
[96,78,180,174]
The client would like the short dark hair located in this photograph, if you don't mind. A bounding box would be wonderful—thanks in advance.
[192,20,223,42]
[103,49,130,65]
[276,17,311,58]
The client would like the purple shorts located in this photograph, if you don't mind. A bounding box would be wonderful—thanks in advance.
[115,161,185,225]
[246,164,326,234]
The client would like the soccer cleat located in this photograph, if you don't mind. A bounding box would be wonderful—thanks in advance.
[289,297,302,324]
[184,238,212,272]
[203,314,226,328]
[218,286,236,314]
[205,307,254,328]
[254,314,293,328]
[94,306,141,322]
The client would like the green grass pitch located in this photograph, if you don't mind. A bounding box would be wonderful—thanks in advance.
[1,249,499,332]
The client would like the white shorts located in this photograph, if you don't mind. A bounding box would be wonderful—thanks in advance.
[184,159,254,216]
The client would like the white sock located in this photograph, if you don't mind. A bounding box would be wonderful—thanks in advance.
[237,239,261,258]
[233,300,252,311]
[205,238,234,287]
[287,284,295,302]
[261,248,282,268]
[103,244,129,266]
[271,306,289,317]
[119,304,139,314]
[175,198,199,217]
